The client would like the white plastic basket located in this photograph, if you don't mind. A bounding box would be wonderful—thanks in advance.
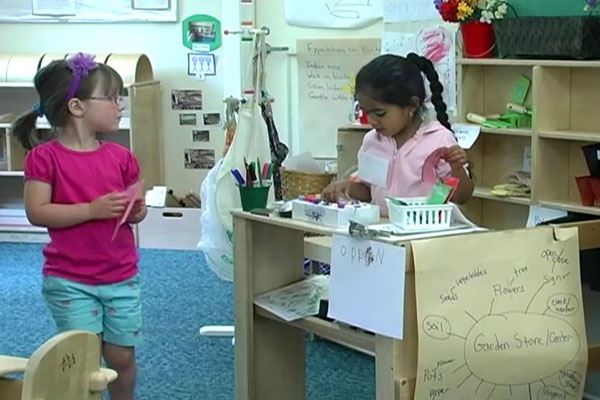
[386,197,453,231]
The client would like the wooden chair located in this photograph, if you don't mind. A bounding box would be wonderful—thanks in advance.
[0,330,117,400]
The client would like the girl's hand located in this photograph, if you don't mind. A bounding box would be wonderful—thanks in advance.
[444,145,469,173]
[89,192,128,220]
[322,180,353,202]
[128,198,147,223]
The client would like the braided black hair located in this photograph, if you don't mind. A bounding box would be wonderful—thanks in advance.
[355,53,451,131]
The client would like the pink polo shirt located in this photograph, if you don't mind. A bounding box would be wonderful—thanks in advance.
[358,121,458,216]
[24,140,140,285]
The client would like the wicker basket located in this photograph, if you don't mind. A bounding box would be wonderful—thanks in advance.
[494,17,600,60]
[281,169,335,200]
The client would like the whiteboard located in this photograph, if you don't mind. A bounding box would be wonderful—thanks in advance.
[0,0,177,23]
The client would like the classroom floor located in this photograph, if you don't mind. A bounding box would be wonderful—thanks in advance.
[0,243,374,400]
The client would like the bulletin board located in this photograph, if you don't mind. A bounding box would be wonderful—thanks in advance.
[0,0,178,23]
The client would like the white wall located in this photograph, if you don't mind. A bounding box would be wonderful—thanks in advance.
[0,1,224,196]
[256,0,382,157]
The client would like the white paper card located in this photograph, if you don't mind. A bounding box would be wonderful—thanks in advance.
[452,123,480,149]
[132,0,170,10]
[357,152,389,187]
[384,0,440,22]
[32,0,75,15]
[523,146,532,173]
[329,235,406,339]
[254,275,330,322]
[526,206,568,228]
[145,186,167,208]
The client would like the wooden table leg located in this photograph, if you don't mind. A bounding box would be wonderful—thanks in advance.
[234,216,307,400]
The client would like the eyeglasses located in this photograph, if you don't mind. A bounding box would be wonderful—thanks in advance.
[87,96,126,106]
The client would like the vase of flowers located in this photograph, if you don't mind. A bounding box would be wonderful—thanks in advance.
[435,0,509,58]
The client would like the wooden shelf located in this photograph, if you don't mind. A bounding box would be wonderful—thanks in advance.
[0,118,131,130]
[0,171,23,177]
[0,82,35,88]
[538,200,600,216]
[480,127,532,137]
[538,130,600,142]
[459,58,600,68]
[254,304,375,356]
[473,187,531,206]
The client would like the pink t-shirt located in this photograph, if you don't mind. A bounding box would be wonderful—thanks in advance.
[24,140,140,285]
[359,121,458,216]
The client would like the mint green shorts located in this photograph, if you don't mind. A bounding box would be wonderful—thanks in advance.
[42,275,142,347]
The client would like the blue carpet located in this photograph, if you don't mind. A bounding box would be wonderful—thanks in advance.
[0,243,374,399]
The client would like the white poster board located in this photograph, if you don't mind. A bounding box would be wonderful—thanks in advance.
[381,26,457,114]
[297,38,380,157]
[0,0,177,22]
[285,0,383,29]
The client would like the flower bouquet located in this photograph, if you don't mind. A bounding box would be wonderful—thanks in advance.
[434,0,509,58]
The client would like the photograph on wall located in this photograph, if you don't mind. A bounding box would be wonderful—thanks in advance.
[179,113,197,126]
[184,149,215,169]
[203,112,221,126]
[192,129,210,142]
[171,89,203,110]
[188,53,216,76]
[182,14,222,51]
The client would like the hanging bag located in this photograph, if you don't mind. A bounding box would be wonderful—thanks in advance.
[215,32,273,231]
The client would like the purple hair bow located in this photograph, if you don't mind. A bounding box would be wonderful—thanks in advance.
[65,52,99,101]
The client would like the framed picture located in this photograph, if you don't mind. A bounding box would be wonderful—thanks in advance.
[179,113,197,126]
[171,90,202,110]
[192,129,210,142]
[202,112,221,126]
[184,149,215,169]
[188,53,216,76]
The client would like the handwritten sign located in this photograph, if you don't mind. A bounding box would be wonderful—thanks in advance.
[328,234,406,339]
[526,206,568,228]
[297,38,380,157]
[452,123,480,149]
[412,227,586,399]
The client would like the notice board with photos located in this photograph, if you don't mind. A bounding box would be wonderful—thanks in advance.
[0,0,177,23]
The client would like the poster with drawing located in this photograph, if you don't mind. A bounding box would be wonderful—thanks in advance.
[285,0,383,28]
[412,227,587,400]
[381,26,456,114]
[383,0,440,22]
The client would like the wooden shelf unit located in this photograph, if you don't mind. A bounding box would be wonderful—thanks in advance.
[0,53,163,236]
[458,59,600,228]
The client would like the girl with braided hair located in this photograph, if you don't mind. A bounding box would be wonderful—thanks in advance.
[322,53,474,215]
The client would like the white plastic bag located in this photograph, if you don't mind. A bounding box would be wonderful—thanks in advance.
[198,159,233,281]
[215,33,273,231]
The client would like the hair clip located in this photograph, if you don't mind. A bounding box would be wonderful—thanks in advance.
[32,102,44,117]
[65,52,99,101]
[348,220,391,240]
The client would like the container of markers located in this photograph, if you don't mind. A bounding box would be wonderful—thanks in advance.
[238,185,271,212]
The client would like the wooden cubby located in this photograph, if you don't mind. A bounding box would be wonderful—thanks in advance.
[0,53,163,236]
[336,59,600,230]
[458,59,600,228]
